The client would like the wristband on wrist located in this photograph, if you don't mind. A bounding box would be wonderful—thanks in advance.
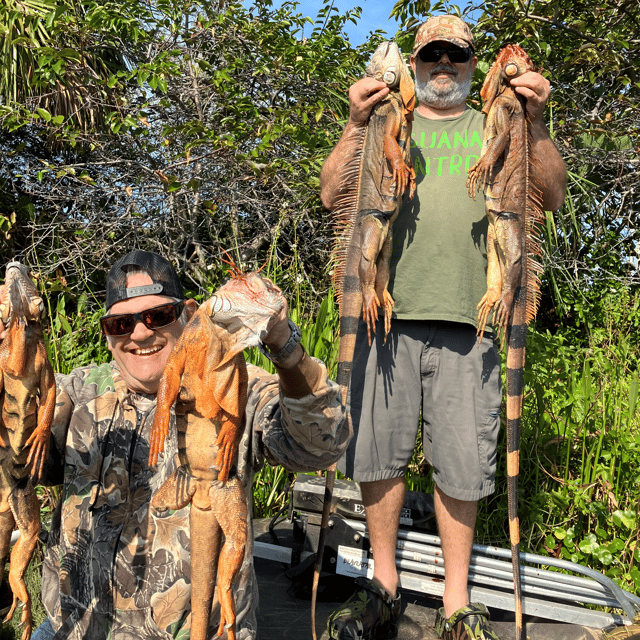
[258,319,302,365]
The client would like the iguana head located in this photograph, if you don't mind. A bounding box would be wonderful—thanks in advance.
[0,262,45,328]
[366,41,416,112]
[480,44,535,113]
[200,271,286,350]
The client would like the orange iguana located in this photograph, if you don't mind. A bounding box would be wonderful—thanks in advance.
[0,262,56,640]
[466,44,545,640]
[148,270,285,640]
[312,40,416,639]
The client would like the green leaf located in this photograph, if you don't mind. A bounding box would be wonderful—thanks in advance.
[628,378,638,420]
[578,534,599,554]
[612,510,636,530]
[36,107,52,122]
[607,539,625,553]
[553,527,567,541]
[59,48,81,61]
[594,547,613,565]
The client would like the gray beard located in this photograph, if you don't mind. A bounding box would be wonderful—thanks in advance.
[415,64,472,109]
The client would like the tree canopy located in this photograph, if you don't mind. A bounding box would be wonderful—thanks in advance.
[1,0,638,324]
[0,0,385,304]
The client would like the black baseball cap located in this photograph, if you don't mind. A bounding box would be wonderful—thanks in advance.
[105,250,184,311]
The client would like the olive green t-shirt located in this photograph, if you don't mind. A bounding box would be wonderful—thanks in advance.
[388,108,488,327]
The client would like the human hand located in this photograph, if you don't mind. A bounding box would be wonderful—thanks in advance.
[348,77,390,126]
[260,294,290,353]
[509,71,551,122]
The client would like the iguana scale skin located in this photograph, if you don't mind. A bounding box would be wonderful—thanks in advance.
[0,262,56,640]
[466,44,544,640]
[312,41,415,639]
[148,271,285,640]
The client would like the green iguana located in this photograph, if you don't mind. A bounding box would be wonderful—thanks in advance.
[312,40,416,640]
[466,44,545,640]
[148,269,286,640]
[0,262,56,640]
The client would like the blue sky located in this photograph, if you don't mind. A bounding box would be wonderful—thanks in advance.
[274,0,403,46]
[259,1,479,47]
[324,0,402,45]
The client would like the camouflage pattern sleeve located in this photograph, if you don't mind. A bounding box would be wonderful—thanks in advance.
[44,365,105,485]
[246,361,349,473]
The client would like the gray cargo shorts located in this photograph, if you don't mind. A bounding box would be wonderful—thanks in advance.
[342,319,502,501]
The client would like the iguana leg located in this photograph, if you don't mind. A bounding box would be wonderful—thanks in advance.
[5,480,40,640]
[151,466,196,511]
[358,213,389,345]
[26,353,55,483]
[149,344,187,467]
[477,216,503,339]
[0,499,15,585]
[214,415,243,485]
[490,210,522,338]
[374,223,396,341]
[210,477,247,640]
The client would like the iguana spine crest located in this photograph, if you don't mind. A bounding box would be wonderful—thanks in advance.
[313,40,415,640]
[467,44,546,640]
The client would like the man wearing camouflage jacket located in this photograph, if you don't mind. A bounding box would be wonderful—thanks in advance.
[27,250,348,640]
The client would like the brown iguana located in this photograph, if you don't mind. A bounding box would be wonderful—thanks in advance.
[148,269,285,640]
[466,44,544,640]
[0,262,56,640]
[312,40,416,640]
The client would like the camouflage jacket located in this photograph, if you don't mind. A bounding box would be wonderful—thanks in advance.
[41,358,347,640]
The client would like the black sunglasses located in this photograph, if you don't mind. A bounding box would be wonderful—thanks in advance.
[100,300,184,336]
[418,44,473,64]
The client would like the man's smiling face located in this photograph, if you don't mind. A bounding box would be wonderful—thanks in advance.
[106,272,185,394]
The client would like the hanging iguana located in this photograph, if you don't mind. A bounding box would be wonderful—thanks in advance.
[149,269,286,640]
[466,44,545,640]
[0,262,56,640]
[312,40,416,640]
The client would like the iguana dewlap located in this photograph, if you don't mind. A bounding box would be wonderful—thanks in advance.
[148,270,285,640]
[466,44,544,640]
[0,262,56,640]
[312,40,416,640]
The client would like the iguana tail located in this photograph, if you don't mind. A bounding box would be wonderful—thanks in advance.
[506,124,544,640]
[505,306,525,639]
[311,125,366,640]
[311,303,358,640]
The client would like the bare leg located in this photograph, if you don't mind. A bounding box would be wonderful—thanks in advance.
[360,477,405,597]
[435,484,477,617]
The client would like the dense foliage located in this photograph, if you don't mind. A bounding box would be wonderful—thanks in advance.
[0,0,385,309]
